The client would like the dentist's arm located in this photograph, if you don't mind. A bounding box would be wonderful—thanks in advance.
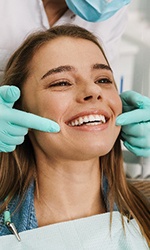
[0,86,60,152]
[116,91,150,157]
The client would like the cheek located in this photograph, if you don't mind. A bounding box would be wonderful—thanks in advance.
[108,91,122,116]
[35,93,71,122]
[22,89,72,123]
[105,90,122,140]
[112,92,122,137]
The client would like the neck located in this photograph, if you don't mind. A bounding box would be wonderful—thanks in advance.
[42,0,68,26]
[34,158,106,227]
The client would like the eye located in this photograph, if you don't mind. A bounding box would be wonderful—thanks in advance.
[95,78,112,84]
[49,80,72,87]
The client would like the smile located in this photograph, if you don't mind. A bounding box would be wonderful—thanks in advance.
[68,114,107,127]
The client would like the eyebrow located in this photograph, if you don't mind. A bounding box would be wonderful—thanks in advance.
[41,65,75,80]
[92,63,112,72]
[41,63,112,80]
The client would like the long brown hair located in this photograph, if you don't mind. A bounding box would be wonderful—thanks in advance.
[0,25,149,244]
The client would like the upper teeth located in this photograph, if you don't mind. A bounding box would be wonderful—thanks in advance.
[68,114,106,126]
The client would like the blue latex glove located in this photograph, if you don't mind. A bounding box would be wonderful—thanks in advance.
[116,91,150,157]
[65,0,131,22]
[0,86,60,152]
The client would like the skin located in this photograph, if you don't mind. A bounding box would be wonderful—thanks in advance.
[22,37,122,226]
[42,0,68,26]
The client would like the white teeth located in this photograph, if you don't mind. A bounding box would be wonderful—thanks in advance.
[86,122,102,126]
[71,121,75,126]
[75,120,78,126]
[79,117,83,125]
[95,115,100,120]
[89,115,94,121]
[69,114,106,127]
[83,116,89,123]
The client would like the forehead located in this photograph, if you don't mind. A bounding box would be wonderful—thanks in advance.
[31,37,107,68]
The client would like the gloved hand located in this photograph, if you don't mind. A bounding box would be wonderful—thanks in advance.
[116,91,150,157]
[0,86,60,152]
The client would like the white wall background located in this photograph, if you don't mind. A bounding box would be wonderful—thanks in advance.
[117,0,150,97]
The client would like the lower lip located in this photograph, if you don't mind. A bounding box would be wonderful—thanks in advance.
[67,121,109,132]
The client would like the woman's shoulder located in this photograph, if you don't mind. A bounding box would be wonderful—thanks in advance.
[0,181,37,236]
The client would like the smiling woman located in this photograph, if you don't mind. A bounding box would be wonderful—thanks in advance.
[0,25,149,248]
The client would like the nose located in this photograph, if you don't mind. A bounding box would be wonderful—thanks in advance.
[76,82,102,103]
[84,94,101,101]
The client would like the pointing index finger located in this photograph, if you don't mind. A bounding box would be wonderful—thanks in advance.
[6,108,60,133]
[116,109,150,126]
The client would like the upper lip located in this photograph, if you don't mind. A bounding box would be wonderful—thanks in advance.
[65,110,110,125]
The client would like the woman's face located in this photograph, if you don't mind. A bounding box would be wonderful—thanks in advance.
[22,37,122,161]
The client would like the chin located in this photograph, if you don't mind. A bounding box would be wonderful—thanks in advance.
[75,142,115,160]
[85,135,119,157]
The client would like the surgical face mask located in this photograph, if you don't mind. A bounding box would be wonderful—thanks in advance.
[65,0,131,22]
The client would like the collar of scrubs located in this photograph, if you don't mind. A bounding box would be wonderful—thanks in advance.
[0,211,148,250]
